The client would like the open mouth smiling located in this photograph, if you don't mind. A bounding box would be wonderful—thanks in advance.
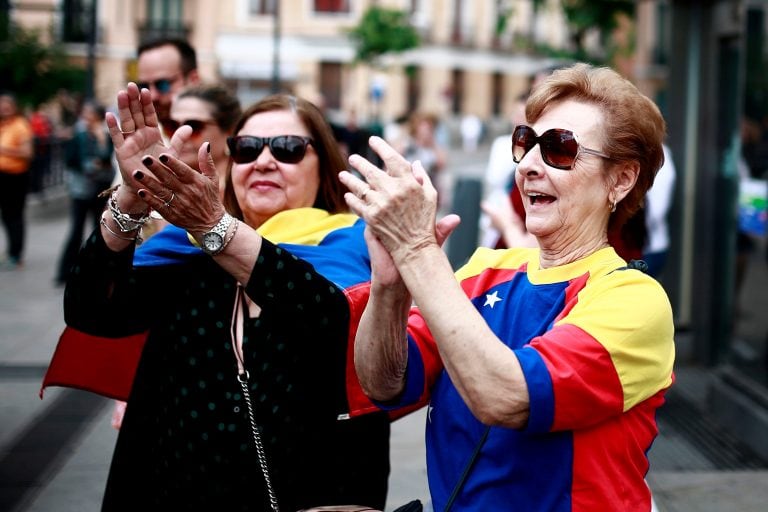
[529,192,556,206]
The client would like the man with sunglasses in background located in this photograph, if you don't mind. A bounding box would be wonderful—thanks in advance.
[136,38,200,129]
[131,38,202,235]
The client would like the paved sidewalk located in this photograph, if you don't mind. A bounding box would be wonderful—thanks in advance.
[2,151,768,511]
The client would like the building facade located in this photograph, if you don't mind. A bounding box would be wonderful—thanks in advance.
[6,0,574,133]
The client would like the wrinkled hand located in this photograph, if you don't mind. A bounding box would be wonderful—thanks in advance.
[105,83,193,196]
[134,142,225,237]
[341,136,447,263]
[364,215,460,291]
[105,83,164,194]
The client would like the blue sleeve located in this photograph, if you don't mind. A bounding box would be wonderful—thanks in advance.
[370,335,427,411]
[515,346,555,433]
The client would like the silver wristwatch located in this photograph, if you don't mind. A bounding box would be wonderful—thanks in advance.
[201,213,234,256]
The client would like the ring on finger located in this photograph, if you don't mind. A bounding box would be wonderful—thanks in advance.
[120,130,135,135]
[162,191,176,208]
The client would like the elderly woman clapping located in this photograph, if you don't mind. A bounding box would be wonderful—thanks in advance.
[59,84,391,511]
[340,63,674,511]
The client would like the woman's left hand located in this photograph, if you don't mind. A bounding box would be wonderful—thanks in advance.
[133,141,226,236]
[341,136,441,263]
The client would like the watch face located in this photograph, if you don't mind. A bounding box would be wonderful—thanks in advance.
[203,232,223,252]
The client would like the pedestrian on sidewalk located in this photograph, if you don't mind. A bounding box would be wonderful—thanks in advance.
[0,91,34,270]
[340,63,675,511]
[55,101,116,286]
[57,85,390,511]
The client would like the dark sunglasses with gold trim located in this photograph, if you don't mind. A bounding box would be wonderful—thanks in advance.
[512,124,611,170]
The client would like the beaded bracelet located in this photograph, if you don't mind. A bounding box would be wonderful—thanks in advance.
[223,218,239,248]
[101,213,141,243]
[108,188,151,233]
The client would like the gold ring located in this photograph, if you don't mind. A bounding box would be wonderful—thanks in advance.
[120,130,135,135]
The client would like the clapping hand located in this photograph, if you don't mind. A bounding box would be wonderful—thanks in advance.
[105,83,205,213]
[105,83,166,196]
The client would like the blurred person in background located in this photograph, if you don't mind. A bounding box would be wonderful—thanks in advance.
[642,144,676,278]
[480,93,529,248]
[28,103,54,197]
[136,37,200,128]
[460,113,483,152]
[396,111,447,209]
[165,83,242,191]
[55,101,116,286]
[0,91,34,270]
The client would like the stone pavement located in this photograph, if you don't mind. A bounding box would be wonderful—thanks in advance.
[1,145,767,511]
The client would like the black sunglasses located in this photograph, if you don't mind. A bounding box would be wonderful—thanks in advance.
[162,119,216,139]
[226,135,313,165]
[136,75,178,94]
[512,125,610,170]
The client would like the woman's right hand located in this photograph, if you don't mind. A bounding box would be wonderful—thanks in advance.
[105,84,165,199]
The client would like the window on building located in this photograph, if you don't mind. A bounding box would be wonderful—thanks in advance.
[320,62,343,110]
[62,0,89,43]
[249,0,276,16]
[142,0,186,41]
[314,0,350,14]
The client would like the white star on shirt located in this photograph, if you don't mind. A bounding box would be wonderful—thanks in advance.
[484,291,502,308]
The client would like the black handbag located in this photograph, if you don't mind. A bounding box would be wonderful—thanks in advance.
[392,500,423,512]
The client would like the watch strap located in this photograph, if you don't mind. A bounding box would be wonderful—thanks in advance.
[202,212,234,255]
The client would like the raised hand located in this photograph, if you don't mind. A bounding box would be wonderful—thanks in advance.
[340,136,445,262]
[105,83,166,196]
[132,141,225,237]
[106,83,204,213]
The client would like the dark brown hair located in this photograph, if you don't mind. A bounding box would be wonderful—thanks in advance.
[137,38,197,76]
[222,94,349,218]
[176,83,242,133]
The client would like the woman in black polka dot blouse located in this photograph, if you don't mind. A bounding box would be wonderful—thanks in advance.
[60,85,391,511]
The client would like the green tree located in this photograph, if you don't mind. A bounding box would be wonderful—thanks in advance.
[560,0,635,61]
[0,23,86,107]
[348,6,420,64]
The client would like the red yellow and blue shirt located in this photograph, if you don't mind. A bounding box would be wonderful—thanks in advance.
[396,246,675,511]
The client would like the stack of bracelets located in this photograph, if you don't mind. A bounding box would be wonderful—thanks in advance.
[100,187,151,244]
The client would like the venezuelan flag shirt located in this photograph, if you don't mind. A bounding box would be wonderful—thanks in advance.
[397,246,675,511]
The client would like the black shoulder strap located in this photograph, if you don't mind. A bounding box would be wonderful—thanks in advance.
[444,426,491,511]
[610,259,649,274]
